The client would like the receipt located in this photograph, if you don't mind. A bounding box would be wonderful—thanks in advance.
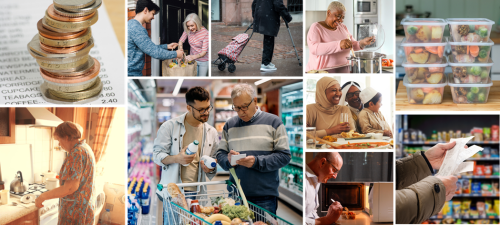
[0,0,124,105]
[436,137,483,176]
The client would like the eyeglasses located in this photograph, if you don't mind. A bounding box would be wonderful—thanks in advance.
[346,91,361,98]
[232,98,254,112]
[189,104,213,114]
[327,160,340,175]
[335,14,345,20]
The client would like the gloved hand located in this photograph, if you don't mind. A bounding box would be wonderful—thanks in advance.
[281,10,292,23]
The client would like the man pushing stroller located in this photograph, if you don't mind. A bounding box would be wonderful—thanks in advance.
[252,0,293,71]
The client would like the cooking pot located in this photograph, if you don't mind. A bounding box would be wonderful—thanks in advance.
[46,177,59,190]
[396,5,431,35]
[10,171,27,194]
[347,52,386,73]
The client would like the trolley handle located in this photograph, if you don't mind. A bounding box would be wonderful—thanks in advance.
[157,180,230,191]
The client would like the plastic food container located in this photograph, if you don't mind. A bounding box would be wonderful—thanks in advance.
[403,74,447,104]
[401,37,447,64]
[448,74,493,104]
[402,57,448,84]
[401,18,447,43]
[447,18,495,42]
[448,55,493,84]
[449,39,493,63]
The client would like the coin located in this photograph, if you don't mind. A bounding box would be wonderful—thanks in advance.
[43,10,98,32]
[28,34,94,60]
[40,42,88,54]
[48,79,102,100]
[53,0,96,10]
[37,19,87,40]
[45,76,100,93]
[53,5,95,17]
[40,57,100,83]
[40,82,101,104]
[47,4,96,22]
[38,28,92,47]
[37,55,89,71]
[41,56,95,76]
[61,0,102,13]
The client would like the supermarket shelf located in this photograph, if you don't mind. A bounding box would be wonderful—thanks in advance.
[289,161,303,167]
[429,215,500,220]
[278,185,302,211]
[289,143,303,148]
[282,108,303,113]
[459,175,500,179]
[140,184,157,225]
[453,194,500,197]
[402,141,499,145]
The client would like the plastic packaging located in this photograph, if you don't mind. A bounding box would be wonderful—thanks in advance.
[400,18,447,43]
[182,140,199,166]
[401,37,447,64]
[201,155,217,169]
[447,18,495,42]
[403,74,447,104]
[102,209,111,225]
[141,183,150,214]
[402,57,447,84]
[448,55,493,84]
[448,74,493,104]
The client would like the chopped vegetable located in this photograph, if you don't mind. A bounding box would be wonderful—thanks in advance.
[477,27,488,38]
[469,24,475,33]
[479,49,488,59]
[481,70,489,79]
[478,93,486,103]
[407,26,418,35]
[471,87,479,94]
[469,66,482,76]
[466,92,475,102]
[222,205,255,220]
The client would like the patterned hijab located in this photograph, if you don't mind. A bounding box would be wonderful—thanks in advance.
[313,76,341,114]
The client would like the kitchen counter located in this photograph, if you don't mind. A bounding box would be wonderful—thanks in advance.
[0,197,38,224]
[334,211,392,225]
[310,65,393,74]
[396,81,500,111]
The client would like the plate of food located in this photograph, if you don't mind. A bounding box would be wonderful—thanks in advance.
[341,130,370,140]
[324,142,392,149]
[341,207,356,220]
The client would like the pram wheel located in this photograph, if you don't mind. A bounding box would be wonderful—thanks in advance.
[218,63,226,71]
[228,64,236,73]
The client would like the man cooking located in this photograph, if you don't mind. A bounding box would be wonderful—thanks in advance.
[215,83,291,218]
[339,81,363,133]
[306,152,344,225]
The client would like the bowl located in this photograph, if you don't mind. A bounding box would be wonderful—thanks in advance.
[401,18,447,43]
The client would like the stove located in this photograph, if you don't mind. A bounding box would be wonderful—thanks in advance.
[10,183,49,198]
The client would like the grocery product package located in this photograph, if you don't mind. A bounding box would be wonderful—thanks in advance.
[436,137,483,176]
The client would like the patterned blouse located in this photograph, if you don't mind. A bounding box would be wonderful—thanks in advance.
[58,140,96,225]
[179,27,209,62]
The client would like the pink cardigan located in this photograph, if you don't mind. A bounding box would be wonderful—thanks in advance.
[306,22,362,71]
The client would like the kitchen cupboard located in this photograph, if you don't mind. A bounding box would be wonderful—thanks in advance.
[6,209,39,225]
[55,107,89,140]
[0,108,15,144]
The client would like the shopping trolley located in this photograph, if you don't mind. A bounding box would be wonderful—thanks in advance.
[158,180,293,225]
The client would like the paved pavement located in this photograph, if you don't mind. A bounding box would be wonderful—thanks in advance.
[211,22,303,76]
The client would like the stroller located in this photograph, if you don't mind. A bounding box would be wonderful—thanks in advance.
[213,22,301,73]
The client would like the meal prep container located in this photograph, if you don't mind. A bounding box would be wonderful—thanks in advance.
[447,18,495,43]
[401,18,447,43]
[448,74,493,104]
[402,57,448,84]
[448,55,493,84]
[449,39,493,63]
[401,37,447,64]
[403,74,447,104]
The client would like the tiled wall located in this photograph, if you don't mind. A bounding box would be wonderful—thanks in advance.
[14,126,65,184]
[127,9,152,76]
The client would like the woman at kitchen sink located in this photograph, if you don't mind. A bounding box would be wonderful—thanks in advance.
[306,1,375,72]
[35,122,96,225]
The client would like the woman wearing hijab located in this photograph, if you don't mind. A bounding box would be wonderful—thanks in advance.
[358,87,393,137]
[339,81,363,133]
[306,76,357,138]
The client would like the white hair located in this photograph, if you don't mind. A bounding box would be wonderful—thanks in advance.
[183,13,203,33]
[327,1,346,17]
[231,83,256,99]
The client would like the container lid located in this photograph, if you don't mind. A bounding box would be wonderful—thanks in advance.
[192,200,199,203]
[446,18,495,25]
[403,74,447,88]
[210,162,217,167]
[357,23,385,52]
[447,74,493,87]
[400,37,448,46]
[447,55,493,67]
[193,140,199,145]
[448,38,494,46]
[402,57,448,68]
[401,18,447,26]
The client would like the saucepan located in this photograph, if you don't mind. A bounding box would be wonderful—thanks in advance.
[347,52,386,73]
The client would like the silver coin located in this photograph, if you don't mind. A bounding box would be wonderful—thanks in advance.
[42,57,96,76]
[28,34,94,62]
[63,0,102,13]
[53,5,95,17]
[53,0,96,10]
[40,82,101,104]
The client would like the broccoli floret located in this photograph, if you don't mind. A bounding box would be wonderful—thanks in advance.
[407,26,418,35]
[479,49,488,59]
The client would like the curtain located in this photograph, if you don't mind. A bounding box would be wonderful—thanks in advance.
[92,107,116,163]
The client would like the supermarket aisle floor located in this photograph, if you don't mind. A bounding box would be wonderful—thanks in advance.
[209,174,303,225]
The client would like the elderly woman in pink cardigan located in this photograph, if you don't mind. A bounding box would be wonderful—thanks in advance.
[306,1,375,72]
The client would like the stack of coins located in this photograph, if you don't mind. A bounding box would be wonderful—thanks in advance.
[28,0,102,104]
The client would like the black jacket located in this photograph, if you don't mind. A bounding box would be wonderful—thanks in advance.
[251,0,292,37]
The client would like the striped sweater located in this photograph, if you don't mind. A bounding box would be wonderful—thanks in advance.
[179,27,209,62]
[215,111,291,197]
